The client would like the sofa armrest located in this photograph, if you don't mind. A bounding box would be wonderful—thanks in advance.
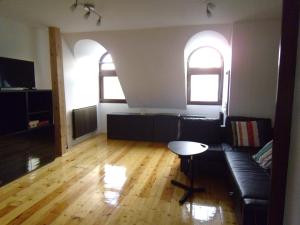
[242,198,269,225]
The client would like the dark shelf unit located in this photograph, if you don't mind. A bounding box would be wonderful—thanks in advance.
[107,113,181,142]
[27,90,53,129]
[0,90,55,186]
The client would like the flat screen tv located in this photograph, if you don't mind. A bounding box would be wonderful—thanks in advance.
[0,57,35,89]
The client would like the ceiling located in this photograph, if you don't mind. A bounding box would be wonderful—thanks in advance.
[0,0,282,33]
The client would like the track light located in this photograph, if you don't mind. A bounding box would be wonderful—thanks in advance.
[70,3,77,11]
[70,0,78,11]
[206,2,216,18]
[84,3,95,11]
[70,0,102,26]
[206,8,211,17]
[97,16,102,26]
[84,10,91,19]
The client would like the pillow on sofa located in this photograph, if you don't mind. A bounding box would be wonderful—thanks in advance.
[231,121,261,147]
[253,140,273,169]
[226,116,272,147]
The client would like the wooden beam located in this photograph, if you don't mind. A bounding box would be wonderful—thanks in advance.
[49,27,67,156]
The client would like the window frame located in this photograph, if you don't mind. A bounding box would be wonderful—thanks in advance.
[99,52,127,103]
[187,46,224,105]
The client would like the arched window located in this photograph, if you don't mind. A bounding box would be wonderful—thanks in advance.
[187,46,223,104]
[99,52,126,103]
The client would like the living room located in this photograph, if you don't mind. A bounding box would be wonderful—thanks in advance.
[0,0,299,225]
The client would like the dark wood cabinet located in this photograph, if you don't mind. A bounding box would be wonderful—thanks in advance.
[107,113,180,142]
[0,90,55,186]
[0,91,27,135]
[153,114,180,142]
[107,113,154,141]
[0,90,53,135]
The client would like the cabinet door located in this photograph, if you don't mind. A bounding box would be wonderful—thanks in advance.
[0,92,27,135]
[153,115,180,142]
[27,91,52,113]
[26,126,55,171]
[126,115,154,141]
[107,114,154,141]
[0,126,55,186]
[0,132,30,186]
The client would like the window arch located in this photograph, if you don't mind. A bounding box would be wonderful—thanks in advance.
[187,46,224,105]
[99,52,126,103]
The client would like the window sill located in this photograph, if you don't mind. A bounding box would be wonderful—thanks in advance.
[100,99,127,104]
[187,101,222,105]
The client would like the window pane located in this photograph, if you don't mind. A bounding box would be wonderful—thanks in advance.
[101,53,116,70]
[102,54,113,63]
[103,76,125,100]
[101,63,116,70]
[189,47,222,68]
[190,74,219,102]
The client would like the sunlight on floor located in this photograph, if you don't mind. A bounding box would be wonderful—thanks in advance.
[185,203,219,222]
[103,164,127,206]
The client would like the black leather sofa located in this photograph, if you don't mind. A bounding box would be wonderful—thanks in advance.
[179,116,272,225]
[179,116,225,174]
[106,113,272,225]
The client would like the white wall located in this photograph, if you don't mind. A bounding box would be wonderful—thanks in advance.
[229,19,281,121]
[62,25,232,133]
[0,17,51,89]
[284,20,300,225]
[62,38,101,147]
[63,24,232,108]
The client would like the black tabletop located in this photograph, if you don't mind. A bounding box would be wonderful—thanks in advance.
[168,141,208,156]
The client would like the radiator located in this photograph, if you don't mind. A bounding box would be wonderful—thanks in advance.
[72,105,97,139]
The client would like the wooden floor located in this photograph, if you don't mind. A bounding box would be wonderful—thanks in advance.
[0,135,237,225]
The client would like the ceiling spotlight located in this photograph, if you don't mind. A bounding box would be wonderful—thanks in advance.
[84,10,91,19]
[70,0,102,26]
[70,0,78,11]
[207,2,216,10]
[206,2,216,18]
[206,7,212,17]
[97,16,102,26]
[84,3,95,11]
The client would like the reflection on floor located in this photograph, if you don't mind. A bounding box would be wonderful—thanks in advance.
[0,134,237,225]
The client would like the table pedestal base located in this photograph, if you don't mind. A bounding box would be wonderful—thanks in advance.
[167,141,208,205]
[171,179,205,204]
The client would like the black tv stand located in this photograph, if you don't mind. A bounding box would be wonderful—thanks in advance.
[0,89,55,186]
[0,87,26,91]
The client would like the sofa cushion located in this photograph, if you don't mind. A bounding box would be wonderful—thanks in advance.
[180,117,221,144]
[225,116,272,148]
[222,143,259,154]
[231,121,261,147]
[197,144,224,161]
[180,144,225,174]
[225,151,270,200]
[253,140,273,170]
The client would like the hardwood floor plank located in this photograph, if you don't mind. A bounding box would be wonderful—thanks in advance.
[0,141,133,225]
[0,136,108,204]
[160,155,180,202]
[89,144,156,225]
[138,148,169,198]
[0,134,237,225]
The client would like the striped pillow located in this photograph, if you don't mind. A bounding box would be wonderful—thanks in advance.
[253,140,273,169]
[231,121,260,147]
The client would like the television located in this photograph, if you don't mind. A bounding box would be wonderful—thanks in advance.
[0,57,35,89]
